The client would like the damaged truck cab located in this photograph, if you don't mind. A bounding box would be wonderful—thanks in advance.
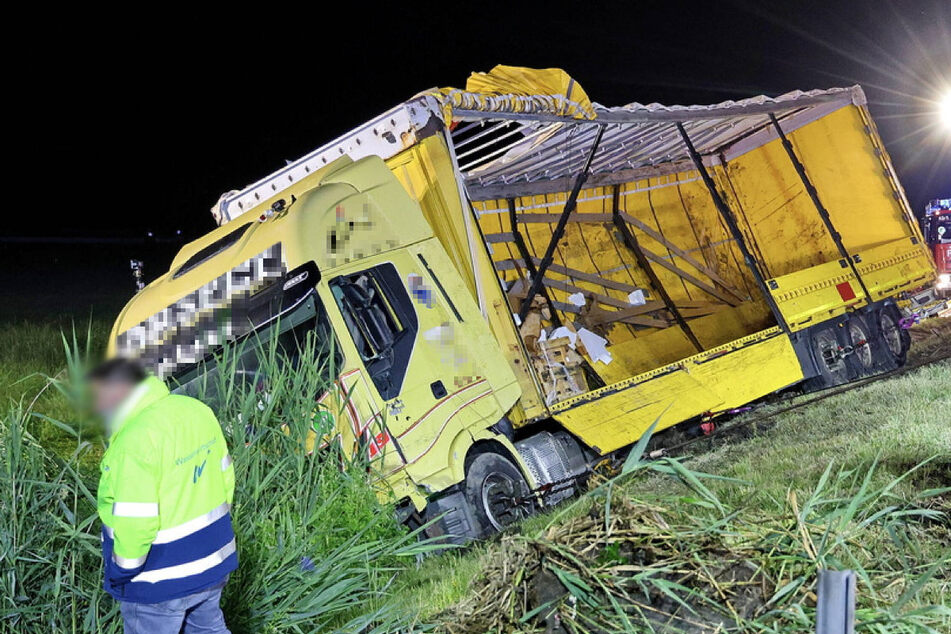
[108,67,936,542]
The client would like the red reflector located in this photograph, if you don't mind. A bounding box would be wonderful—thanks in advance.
[700,422,716,436]
[836,281,856,301]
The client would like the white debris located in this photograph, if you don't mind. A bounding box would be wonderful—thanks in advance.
[513,313,522,326]
[568,292,587,307]
[577,327,613,365]
[549,326,578,348]
[628,289,646,306]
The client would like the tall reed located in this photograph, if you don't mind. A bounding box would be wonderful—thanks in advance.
[1,327,435,633]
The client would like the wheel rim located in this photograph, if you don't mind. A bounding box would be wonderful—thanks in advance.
[879,313,902,356]
[848,321,873,368]
[481,473,529,531]
[815,330,845,375]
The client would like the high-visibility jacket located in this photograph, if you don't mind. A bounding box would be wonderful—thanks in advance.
[98,376,237,603]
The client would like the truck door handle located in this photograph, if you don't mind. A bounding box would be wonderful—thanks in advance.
[430,380,447,399]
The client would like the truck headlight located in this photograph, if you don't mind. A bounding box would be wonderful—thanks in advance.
[938,274,951,289]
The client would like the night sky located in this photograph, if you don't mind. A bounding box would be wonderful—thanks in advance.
[8,1,951,242]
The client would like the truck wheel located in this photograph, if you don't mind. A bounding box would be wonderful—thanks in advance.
[845,316,874,377]
[874,306,908,369]
[464,452,534,537]
[807,327,850,389]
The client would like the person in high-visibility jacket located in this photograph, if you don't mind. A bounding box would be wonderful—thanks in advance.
[90,358,237,633]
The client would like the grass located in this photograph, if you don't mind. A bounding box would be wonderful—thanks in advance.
[389,328,951,632]
[0,319,112,460]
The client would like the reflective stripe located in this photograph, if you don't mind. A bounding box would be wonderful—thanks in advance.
[104,525,115,539]
[113,502,159,518]
[113,552,148,569]
[132,538,237,584]
[153,503,231,544]
[221,454,232,471]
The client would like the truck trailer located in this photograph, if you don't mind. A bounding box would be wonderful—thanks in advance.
[108,66,936,541]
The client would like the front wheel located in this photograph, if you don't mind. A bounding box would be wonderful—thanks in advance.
[464,452,535,537]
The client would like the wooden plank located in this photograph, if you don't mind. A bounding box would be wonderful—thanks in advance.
[610,185,704,352]
[530,259,644,294]
[541,278,670,328]
[484,232,514,244]
[541,277,632,310]
[495,258,647,296]
[640,245,742,306]
[583,302,672,328]
[677,300,721,309]
[513,209,746,304]
[494,258,520,271]
[677,304,727,318]
[550,301,582,315]
[619,211,746,303]
[518,212,613,223]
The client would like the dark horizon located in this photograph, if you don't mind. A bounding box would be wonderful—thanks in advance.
[8,0,951,245]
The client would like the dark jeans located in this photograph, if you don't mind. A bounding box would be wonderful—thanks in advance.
[119,582,229,633]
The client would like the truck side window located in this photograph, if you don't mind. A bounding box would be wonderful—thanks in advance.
[168,292,342,405]
[330,263,418,400]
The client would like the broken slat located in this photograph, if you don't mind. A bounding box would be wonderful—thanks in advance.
[677,304,727,318]
[541,277,632,310]
[550,301,582,314]
[540,278,672,328]
[611,186,704,352]
[497,256,646,295]
[531,258,645,294]
[581,302,671,329]
[676,300,721,309]
[618,211,746,303]
[639,246,742,306]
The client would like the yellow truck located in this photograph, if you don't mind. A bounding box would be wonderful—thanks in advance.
[108,66,936,541]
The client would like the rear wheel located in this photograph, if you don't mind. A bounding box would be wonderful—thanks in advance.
[874,306,909,369]
[806,327,850,389]
[845,316,874,377]
[464,452,534,537]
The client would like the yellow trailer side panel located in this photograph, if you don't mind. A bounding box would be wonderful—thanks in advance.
[550,329,802,454]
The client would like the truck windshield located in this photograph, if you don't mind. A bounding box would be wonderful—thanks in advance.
[169,291,342,406]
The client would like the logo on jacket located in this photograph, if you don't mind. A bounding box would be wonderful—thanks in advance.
[193,459,207,483]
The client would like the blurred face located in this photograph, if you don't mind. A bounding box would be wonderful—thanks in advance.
[90,379,135,423]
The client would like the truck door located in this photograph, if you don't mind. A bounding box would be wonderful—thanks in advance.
[326,252,489,483]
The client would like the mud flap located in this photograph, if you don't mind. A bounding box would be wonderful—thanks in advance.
[422,488,480,545]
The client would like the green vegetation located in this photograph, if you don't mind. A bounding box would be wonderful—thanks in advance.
[0,330,433,633]
[395,339,951,632]
[0,319,111,460]
[1,318,948,632]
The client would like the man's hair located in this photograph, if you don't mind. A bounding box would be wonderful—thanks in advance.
[87,358,147,384]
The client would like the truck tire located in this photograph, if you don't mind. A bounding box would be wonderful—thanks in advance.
[804,326,850,390]
[464,451,534,537]
[844,315,875,378]
[873,305,909,369]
